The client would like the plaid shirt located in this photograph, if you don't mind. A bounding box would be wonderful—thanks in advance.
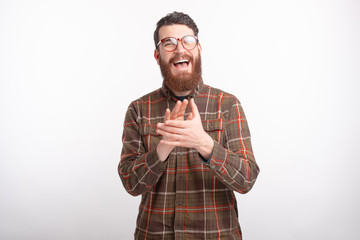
[119,81,259,240]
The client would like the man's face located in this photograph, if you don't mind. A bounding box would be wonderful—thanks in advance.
[154,24,202,93]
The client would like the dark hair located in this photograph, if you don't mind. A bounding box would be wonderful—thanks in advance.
[154,11,199,49]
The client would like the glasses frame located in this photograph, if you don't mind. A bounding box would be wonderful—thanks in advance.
[156,35,199,52]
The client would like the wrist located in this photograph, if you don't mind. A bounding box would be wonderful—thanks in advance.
[197,134,214,160]
[156,142,174,162]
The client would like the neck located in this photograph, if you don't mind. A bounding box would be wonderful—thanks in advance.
[172,89,192,97]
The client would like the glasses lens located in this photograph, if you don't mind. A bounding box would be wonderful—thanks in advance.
[182,36,197,50]
[162,38,177,51]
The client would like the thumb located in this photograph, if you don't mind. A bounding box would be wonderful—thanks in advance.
[187,112,193,120]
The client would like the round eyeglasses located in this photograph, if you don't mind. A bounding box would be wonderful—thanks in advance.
[157,35,198,52]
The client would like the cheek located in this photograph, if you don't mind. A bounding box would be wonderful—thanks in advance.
[159,51,172,63]
[192,51,200,60]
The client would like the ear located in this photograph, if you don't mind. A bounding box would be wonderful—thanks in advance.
[198,43,202,54]
[154,49,160,65]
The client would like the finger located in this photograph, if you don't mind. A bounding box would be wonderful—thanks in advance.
[176,99,188,120]
[157,129,182,140]
[189,98,199,118]
[170,101,181,120]
[157,125,184,135]
[164,120,188,128]
[160,139,185,147]
[165,108,170,121]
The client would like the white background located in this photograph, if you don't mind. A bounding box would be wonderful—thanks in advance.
[1,0,359,239]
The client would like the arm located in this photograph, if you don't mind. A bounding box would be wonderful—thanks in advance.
[118,102,167,196]
[119,100,190,196]
[206,98,259,194]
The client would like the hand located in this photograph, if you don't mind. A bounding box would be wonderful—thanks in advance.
[156,100,189,161]
[157,98,214,159]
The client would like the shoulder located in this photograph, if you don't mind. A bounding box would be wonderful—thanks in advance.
[201,84,240,106]
[125,88,168,120]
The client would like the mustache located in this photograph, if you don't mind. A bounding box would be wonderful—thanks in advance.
[169,53,193,64]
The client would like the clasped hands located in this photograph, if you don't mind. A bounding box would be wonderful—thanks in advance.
[156,98,214,162]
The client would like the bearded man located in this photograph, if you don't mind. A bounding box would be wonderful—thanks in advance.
[119,12,260,240]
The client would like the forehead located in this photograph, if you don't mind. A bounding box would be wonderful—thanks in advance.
[158,24,195,39]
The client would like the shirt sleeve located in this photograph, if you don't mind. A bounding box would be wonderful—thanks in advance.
[206,98,260,194]
[118,102,167,196]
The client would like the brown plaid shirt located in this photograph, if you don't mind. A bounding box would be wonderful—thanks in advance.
[119,81,259,240]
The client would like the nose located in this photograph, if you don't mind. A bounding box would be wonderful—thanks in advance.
[174,40,186,54]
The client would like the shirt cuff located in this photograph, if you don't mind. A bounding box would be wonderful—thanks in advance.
[207,141,227,171]
[145,149,168,176]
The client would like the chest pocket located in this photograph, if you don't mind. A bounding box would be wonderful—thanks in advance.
[141,124,161,151]
[202,118,225,144]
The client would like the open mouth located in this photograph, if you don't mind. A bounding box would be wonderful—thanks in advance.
[173,59,189,69]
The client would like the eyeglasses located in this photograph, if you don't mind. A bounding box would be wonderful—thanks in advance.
[157,35,198,52]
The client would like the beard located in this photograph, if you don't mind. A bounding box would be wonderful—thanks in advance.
[159,52,202,93]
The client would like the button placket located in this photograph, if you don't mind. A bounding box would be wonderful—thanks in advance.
[174,147,185,231]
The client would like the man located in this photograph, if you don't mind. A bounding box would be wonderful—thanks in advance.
[119,12,259,240]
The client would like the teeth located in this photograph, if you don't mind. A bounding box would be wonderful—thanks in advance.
[175,60,189,64]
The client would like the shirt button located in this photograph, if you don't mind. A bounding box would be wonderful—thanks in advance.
[152,128,156,132]
[179,153,182,156]
[211,165,216,169]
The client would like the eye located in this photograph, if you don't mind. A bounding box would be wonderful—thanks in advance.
[183,36,196,44]
[164,38,178,47]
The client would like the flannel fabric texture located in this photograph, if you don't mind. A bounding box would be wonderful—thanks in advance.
[119,81,259,240]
